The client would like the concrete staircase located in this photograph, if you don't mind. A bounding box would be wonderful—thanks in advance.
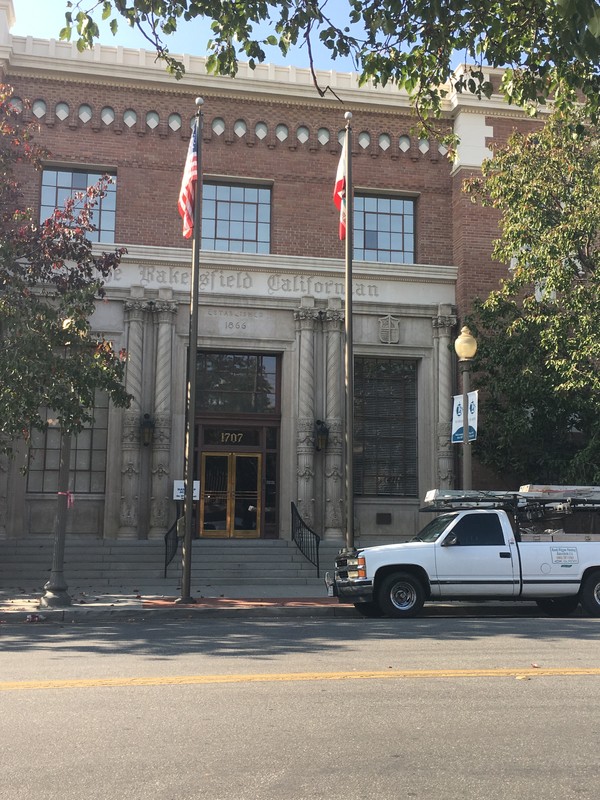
[0,536,342,594]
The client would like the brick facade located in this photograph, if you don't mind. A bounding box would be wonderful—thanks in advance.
[0,0,546,541]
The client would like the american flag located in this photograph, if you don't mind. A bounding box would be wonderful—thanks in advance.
[178,122,198,239]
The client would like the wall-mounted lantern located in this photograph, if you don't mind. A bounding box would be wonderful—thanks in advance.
[314,419,330,452]
[140,413,155,447]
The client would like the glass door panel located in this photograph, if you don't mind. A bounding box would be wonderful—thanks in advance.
[233,455,260,536]
[201,455,229,536]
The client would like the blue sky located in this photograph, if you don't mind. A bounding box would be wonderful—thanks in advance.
[11,0,356,72]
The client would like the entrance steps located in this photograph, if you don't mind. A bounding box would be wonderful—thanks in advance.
[0,536,342,593]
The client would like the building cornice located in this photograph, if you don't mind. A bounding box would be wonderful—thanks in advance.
[1,28,535,123]
[2,34,419,112]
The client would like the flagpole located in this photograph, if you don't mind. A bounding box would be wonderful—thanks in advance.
[343,112,355,550]
[179,97,204,604]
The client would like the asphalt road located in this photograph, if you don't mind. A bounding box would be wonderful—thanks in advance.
[1,616,599,800]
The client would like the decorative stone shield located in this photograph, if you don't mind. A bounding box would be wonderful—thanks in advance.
[379,314,400,344]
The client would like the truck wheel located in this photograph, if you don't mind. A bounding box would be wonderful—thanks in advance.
[580,571,600,617]
[353,601,384,618]
[535,597,580,617]
[377,572,425,618]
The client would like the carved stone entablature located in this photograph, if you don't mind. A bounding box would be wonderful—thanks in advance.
[379,314,401,344]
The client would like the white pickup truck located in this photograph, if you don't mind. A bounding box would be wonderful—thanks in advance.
[326,493,600,618]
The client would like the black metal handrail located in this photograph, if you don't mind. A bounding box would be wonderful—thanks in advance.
[291,501,321,577]
[164,518,179,578]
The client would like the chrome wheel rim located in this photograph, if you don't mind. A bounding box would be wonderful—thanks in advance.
[389,581,417,611]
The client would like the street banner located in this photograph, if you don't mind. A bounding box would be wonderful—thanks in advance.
[452,390,478,443]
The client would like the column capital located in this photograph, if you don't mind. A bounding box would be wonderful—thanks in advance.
[432,313,457,331]
[294,307,322,325]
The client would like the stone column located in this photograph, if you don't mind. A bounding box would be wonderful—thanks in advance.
[433,305,457,489]
[118,295,145,539]
[323,302,344,541]
[294,299,319,527]
[149,295,177,538]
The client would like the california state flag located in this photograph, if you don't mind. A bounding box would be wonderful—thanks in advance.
[333,139,346,240]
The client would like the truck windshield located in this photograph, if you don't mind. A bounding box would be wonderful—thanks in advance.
[412,513,456,542]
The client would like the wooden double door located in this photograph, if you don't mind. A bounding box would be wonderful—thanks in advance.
[200,452,261,538]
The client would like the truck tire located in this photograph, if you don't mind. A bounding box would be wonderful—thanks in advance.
[353,601,385,618]
[377,571,425,618]
[535,597,580,617]
[580,571,600,616]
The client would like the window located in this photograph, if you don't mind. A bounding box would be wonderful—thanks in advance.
[41,169,117,243]
[449,514,505,546]
[354,195,415,264]
[201,183,271,254]
[354,357,418,497]
[196,352,279,414]
[26,392,109,495]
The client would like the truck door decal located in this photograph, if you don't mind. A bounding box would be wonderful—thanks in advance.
[550,546,579,565]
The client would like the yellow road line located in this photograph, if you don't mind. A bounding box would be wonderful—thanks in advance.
[1,668,600,691]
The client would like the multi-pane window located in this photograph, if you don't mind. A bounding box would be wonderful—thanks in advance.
[354,195,415,263]
[26,392,109,494]
[41,169,117,243]
[196,352,279,413]
[354,357,418,497]
[201,183,271,254]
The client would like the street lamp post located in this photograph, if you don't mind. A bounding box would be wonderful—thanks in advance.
[40,430,72,607]
[40,317,77,609]
[454,326,478,491]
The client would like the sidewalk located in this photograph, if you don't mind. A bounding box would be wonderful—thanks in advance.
[0,583,547,622]
[0,580,356,622]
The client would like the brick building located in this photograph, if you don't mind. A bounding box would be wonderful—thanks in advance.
[0,0,535,545]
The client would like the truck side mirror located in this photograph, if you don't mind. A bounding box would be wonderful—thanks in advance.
[441,532,458,547]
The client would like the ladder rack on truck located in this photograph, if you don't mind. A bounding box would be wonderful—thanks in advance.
[422,486,600,512]
[421,486,600,541]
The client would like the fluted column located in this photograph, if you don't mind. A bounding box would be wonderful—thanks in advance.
[149,298,177,538]
[433,305,457,489]
[119,298,145,538]
[323,304,344,541]
[294,301,319,526]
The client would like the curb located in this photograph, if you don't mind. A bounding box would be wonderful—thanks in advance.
[0,601,551,623]
[1,604,359,623]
